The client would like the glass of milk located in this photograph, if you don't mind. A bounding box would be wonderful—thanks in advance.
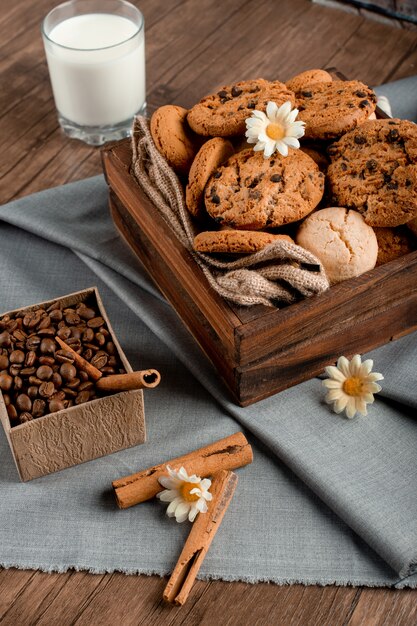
[42,0,145,145]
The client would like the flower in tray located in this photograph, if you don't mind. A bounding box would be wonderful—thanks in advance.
[322,354,384,419]
[245,100,305,158]
[157,466,212,523]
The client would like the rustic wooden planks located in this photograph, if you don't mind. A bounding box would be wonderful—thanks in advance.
[2,0,417,622]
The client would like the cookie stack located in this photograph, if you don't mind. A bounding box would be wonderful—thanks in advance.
[149,70,417,286]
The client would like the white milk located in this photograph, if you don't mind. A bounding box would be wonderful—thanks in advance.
[44,13,145,127]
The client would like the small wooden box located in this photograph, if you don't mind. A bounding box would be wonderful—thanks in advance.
[102,141,417,407]
[0,288,146,481]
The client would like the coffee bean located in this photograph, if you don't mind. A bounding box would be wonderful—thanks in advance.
[79,371,89,382]
[57,327,71,340]
[77,305,96,321]
[0,331,11,348]
[20,412,33,423]
[29,376,43,386]
[27,386,38,399]
[100,367,116,375]
[26,335,41,351]
[69,327,83,340]
[25,350,37,367]
[20,367,36,377]
[95,332,106,346]
[49,309,63,322]
[49,399,65,413]
[87,317,105,329]
[32,399,46,417]
[52,372,62,387]
[82,328,94,342]
[40,338,56,355]
[66,378,80,389]
[39,381,55,398]
[14,376,23,391]
[13,329,27,342]
[60,362,77,382]
[83,348,93,361]
[38,316,51,330]
[79,381,94,392]
[83,343,99,353]
[38,328,56,337]
[9,365,22,376]
[76,390,91,405]
[65,311,80,325]
[56,350,75,364]
[62,387,78,398]
[23,310,42,328]
[106,342,116,356]
[46,301,61,313]
[16,394,32,412]
[0,354,9,369]
[91,352,108,369]
[0,372,13,391]
[37,365,53,381]
[7,404,18,421]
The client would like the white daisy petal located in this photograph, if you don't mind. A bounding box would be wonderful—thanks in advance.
[252,110,268,121]
[360,359,374,375]
[336,356,351,377]
[334,396,348,413]
[263,142,276,158]
[175,502,190,518]
[283,136,300,149]
[188,507,199,522]
[345,398,357,419]
[158,476,177,489]
[278,100,292,117]
[253,142,266,152]
[326,389,343,403]
[167,498,182,516]
[276,141,288,157]
[200,478,212,491]
[350,354,362,375]
[196,498,208,513]
[324,365,346,382]
[175,509,190,523]
[366,372,384,382]
[322,379,343,389]
[204,491,213,501]
[356,399,368,416]
[266,101,278,118]
[158,489,178,502]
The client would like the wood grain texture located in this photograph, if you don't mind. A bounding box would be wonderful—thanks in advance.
[1,0,417,623]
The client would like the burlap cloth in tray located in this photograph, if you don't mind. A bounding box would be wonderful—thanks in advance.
[131,116,329,307]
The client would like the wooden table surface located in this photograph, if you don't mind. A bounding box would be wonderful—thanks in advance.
[1,1,417,624]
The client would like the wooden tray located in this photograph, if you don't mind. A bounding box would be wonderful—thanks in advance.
[102,137,417,407]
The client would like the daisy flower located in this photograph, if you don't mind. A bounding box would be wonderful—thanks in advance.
[322,354,384,419]
[157,466,212,523]
[245,100,305,158]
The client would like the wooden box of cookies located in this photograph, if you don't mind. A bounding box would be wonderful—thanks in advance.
[0,288,146,481]
[102,72,417,407]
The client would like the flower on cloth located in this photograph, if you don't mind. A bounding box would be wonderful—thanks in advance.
[322,354,384,419]
[157,466,212,523]
[245,101,305,158]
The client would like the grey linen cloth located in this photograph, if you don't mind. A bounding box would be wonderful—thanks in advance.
[0,77,416,587]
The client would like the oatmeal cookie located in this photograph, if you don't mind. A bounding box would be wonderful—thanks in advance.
[150,105,201,175]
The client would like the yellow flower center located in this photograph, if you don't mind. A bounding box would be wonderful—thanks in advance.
[342,377,364,397]
[266,122,285,141]
[180,481,201,502]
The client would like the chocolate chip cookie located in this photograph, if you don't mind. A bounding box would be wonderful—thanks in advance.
[186,138,234,218]
[187,79,295,137]
[374,226,415,266]
[204,148,324,230]
[194,230,293,254]
[295,80,377,140]
[327,119,417,227]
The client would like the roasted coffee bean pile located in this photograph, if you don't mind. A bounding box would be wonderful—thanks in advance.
[0,299,125,426]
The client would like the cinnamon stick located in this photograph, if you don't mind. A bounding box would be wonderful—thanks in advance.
[163,470,237,605]
[96,369,161,392]
[55,337,103,381]
[112,432,252,509]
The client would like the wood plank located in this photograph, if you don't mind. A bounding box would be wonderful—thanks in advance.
[347,588,417,626]
[0,568,36,619]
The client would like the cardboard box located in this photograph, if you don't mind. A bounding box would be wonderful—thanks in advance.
[0,288,146,481]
